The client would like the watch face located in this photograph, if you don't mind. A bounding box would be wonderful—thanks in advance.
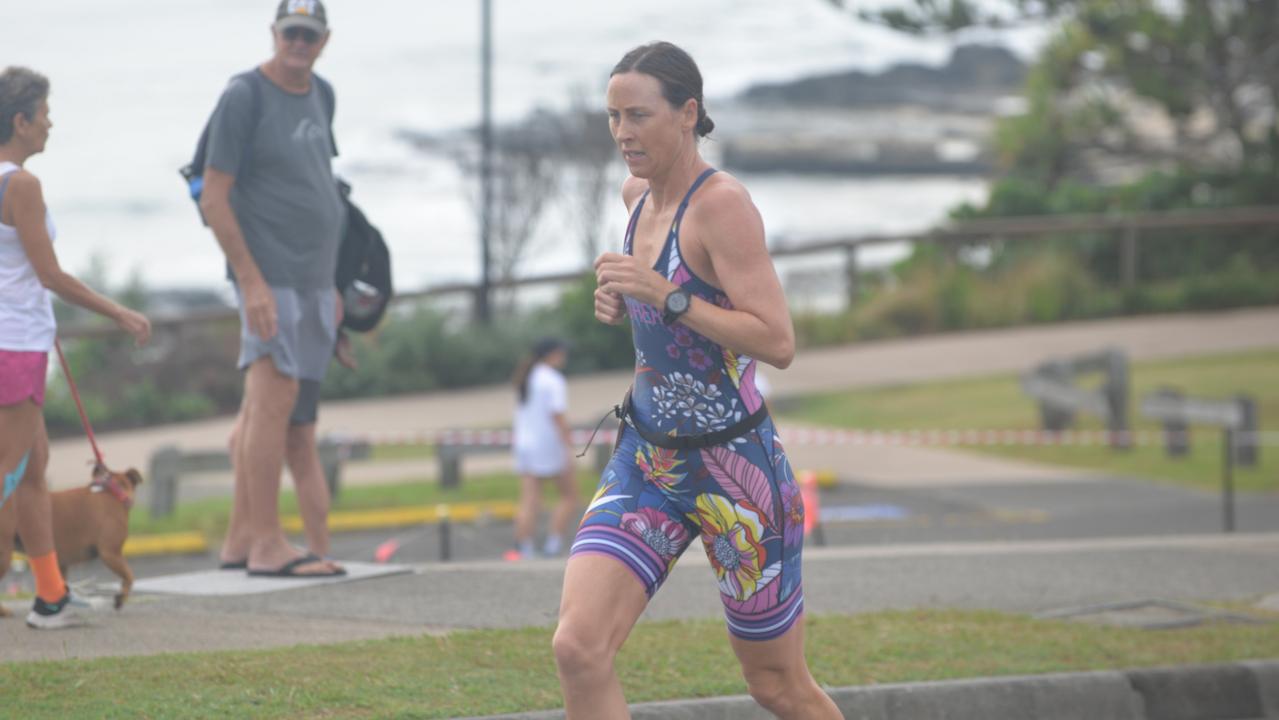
[667,290,690,313]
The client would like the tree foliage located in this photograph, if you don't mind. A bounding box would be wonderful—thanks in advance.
[838,0,1279,186]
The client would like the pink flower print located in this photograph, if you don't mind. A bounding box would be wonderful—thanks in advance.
[673,325,694,348]
[687,347,712,371]
[622,507,689,560]
[666,343,682,359]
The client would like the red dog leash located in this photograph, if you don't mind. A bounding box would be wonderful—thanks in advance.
[54,340,131,508]
[54,340,106,469]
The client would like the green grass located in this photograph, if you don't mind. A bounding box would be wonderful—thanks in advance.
[369,442,436,462]
[784,349,1279,492]
[127,469,602,538]
[3,610,1277,718]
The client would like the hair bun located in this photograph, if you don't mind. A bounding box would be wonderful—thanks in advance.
[696,113,715,137]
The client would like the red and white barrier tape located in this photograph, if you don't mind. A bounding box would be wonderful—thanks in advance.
[328,428,1279,448]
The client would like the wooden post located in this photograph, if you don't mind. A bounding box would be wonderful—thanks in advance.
[148,445,182,518]
[438,504,452,562]
[1121,225,1139,290]
[844,244,859,310]
[1222,428,1236,533]
[1153,387,1190,457]
[439,445,461,489]
[1235,395,1259,467]
[1105,349,1131,450]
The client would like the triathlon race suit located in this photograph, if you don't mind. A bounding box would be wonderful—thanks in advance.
[570,169,806,641]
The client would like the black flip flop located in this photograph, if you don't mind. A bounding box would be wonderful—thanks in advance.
[219,559,248,571]
[247,553,347,578]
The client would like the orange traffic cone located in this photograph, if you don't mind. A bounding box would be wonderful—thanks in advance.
[798,469,825,545]
[374,538,400,564]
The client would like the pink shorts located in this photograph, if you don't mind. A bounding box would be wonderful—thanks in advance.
[0,350,47,407]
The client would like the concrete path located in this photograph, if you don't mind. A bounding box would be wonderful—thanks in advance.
[3,532,1276,662]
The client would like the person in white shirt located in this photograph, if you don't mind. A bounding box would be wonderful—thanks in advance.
[510,337,578,559]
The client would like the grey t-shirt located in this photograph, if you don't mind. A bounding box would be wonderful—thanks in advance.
[205,70,345,290]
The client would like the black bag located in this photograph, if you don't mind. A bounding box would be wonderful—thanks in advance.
[335,180,393,333]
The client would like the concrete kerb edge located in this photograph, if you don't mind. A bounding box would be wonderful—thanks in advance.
[459,660,1279,720]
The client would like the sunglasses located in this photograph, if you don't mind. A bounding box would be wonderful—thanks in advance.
[281,26,322,44]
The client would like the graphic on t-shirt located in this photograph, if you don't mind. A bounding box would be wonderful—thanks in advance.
[292,117,328,146]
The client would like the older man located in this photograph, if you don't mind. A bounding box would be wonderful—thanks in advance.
[201,0,345,577]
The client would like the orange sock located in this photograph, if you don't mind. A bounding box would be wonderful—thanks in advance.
[30,552,66,604]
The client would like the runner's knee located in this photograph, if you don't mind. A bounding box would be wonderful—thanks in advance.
[552,623,615,678]
[743,667,800,716]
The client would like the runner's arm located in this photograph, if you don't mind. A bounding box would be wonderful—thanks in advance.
[594,182,794,368]
[593,178,649,326]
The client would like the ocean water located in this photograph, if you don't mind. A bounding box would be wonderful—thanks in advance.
[7,0,1038,296]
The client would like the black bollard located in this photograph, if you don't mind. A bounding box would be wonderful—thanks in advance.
[439,504,452,562]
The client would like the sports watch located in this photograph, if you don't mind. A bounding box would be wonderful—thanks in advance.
[662,288,692,325]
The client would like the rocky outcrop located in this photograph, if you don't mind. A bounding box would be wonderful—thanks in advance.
[721,44,1024,175]
[740,44,1026,113]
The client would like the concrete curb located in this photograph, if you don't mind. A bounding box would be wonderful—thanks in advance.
[461,660,1279,720]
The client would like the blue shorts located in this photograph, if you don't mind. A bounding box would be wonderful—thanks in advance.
[571,416,806,641]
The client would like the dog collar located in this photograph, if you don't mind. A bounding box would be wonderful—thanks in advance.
[90,469,134,510]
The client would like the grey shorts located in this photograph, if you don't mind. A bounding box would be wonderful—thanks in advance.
[236,285,337,384]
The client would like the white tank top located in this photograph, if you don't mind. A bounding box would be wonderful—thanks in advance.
[0,161,57,352]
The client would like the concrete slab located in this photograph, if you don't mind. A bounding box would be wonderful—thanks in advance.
[132,561,412,597]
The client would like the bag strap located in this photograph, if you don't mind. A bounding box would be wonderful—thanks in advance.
[188,69,334,179]
[186,69,263,182]
[314,73,338,157]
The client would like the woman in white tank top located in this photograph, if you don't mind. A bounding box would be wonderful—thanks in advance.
[0,66,151,629]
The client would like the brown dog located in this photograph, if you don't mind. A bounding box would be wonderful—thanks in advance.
[0,468,142,616]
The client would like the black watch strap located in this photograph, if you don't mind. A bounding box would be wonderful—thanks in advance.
[662,288,692,325]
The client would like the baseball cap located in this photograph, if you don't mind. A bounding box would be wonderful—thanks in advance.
[275,0,328,34]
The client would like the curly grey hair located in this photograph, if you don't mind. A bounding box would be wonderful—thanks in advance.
[0,67,50,145]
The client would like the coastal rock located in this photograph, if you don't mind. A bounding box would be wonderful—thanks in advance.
[721,44,1025,175]
[740,44,1026,113]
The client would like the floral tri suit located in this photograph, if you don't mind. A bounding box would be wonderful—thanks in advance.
[570,169,805,642]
